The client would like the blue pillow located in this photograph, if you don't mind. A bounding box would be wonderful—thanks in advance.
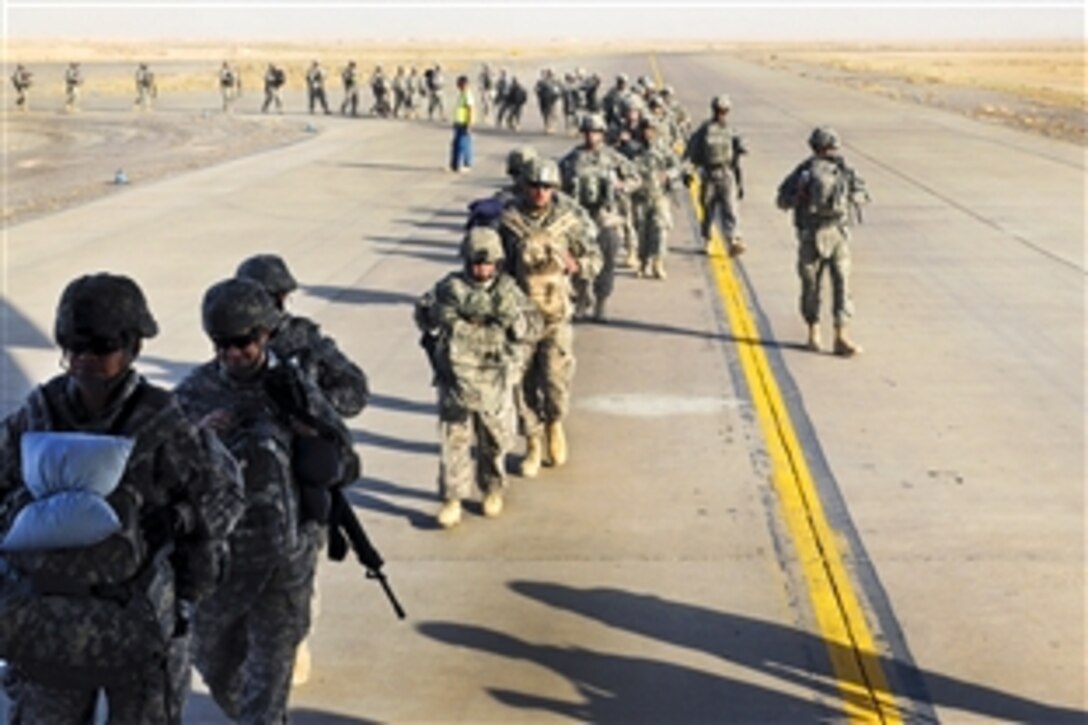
[20,432,134,499]
[0,491,121,552]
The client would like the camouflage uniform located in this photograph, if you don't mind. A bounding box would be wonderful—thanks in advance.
[498,166,601,443]
[684,96,746,252]
[219,62,240,113]
[64,63,82,112]
[391,68,408,118]
[0,274,244,725]
[135,64,156,112]
[11,65,32,111]
[776,127,870,343]
[175,279,357,724]
[629,122,683,276]
[416,267,534,504]
[262,65,285,114]
[559,113,640,320]
[342,62,361,117]
[306,62,331,115]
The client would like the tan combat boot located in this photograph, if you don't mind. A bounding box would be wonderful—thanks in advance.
[547,421,568,467]
[593,297,608,322]
[652,257,667,280]
[805,324,822,353]
[292,641,312,686]
[626,247,640,269]
[437,499,463,528]
[833,325,863,357]
[483,490,504,518]
[727,237,747,257]
[521,435,543,478]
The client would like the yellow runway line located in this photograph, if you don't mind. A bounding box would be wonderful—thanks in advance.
[648,53,902,723]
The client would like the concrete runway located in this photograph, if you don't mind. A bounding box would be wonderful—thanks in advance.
[1,51,1083,722]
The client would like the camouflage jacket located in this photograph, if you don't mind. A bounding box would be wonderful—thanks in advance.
[630,140,683,203]
[498,197,602,324]
[416,272,539,418]
[684,119,744,172]
[776,153,870,231]
[175,354,357,569]
[0,370,244,602]
[270,314,369,419]
[559,145,640,222]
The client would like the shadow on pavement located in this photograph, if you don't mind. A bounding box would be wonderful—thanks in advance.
[505,581,1086,723]
[367,392,436,416]
[393,218,466,234]
[184,692,378,724]
[302,285,417,307]
[416,621,839,722]
[334,161,444,173]
[352,428,439,456]
[600,316,810,352]
[343,479,439,530]
[366,235,457,255]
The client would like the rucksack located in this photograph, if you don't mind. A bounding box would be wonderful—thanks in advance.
[801,157,849,223]
[0,382,181,689]
[466,196,506,231]
[501,210,579,324]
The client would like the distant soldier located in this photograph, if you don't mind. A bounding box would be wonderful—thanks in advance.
[341,61,360,117]
[11,64,32,111]
[134,63,157,111]
[262,63,286,114]
[683,94,747,256]
[602,73,632,130]
[559,112,640,321]
[501,76,528,131]
[305,60,331,115]
[660,85,691,140]
[423,64,444,121]
[218,61,241,113]
[497,158,601,477]
[415,227,538,528]
[776,127,871,356]
[64,62,83,112]
[478,63,495,120]
[628,118,683,279]
[368,64,390,117]
[535,68,561,134]
[391,66,408,118]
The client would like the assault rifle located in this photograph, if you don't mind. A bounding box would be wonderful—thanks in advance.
[328,490,406,620]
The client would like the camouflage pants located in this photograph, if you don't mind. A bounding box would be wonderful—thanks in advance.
[699,168,740,241]
[191,533,318,725]
[633,195,673,261]
[5,651,181,725]
[342,87,359,115]
[136,86,153,111]
[572,222,619,309]
[797,226,853,326]
[519,322,575,436]
[262,88,283,114]
[14,87,28,110]
[65,86,79,111]
[438,405,512,502]
[221,86,238,113]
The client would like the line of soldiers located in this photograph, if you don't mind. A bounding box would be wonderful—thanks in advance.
[9,62,161,113]
[0,256,372,722]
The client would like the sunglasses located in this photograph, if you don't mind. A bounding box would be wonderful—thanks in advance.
[212,331,260,351]
[66,336,125,356]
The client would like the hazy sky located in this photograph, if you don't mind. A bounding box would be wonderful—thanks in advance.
[5,1,1084,42]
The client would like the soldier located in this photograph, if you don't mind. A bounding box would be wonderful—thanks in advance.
[63,61,83,112]
[236,254,369,420]
[0,273,244,724]
[262,63,286,114]
[404,67,422,120]
[176,278,358,723]
[368,64,390,117]
[391,66,408,118]
[306,60,331,115]
[629,118,683,279]
[338,60,359,117]
[535,68,561,134]
[498,158,601,476]
[493,68,509,127]
[134,62,157,111]
[601,73,631,129]
[559,112,640,321]
[236,254,369,686]
[426,64,446,121]
[503,75,528,131]
[776,126,871,357]
[11,63,32,111]
[219,60,241,113]
[683,94,747,256]
[415,227,538,528]
[478,63,494,120]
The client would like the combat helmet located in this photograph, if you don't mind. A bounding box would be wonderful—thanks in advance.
[236,254,298,296]
[54,273,158,348]
[524,158,561,188]
[461,226,504,265]
[578,113,606,133]
[711,94,732,112]
[506,146,539,179]
[808,126,840,151]
[201,277,280,340]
